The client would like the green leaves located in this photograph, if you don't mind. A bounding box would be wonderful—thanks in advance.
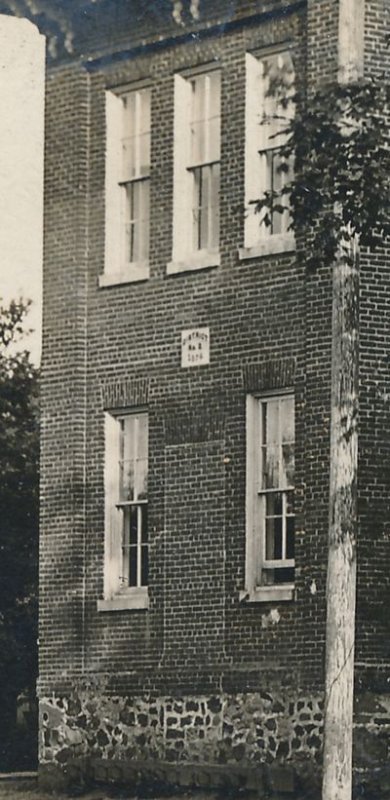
[0,300,39,768]
[257,79,390,269]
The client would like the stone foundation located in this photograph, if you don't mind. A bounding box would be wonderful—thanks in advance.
[39,688,390,797]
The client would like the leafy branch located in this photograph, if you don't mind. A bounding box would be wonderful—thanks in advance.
[255,79,390,270]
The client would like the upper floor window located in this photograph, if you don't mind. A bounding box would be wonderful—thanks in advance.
[102,86,151,286]
[99,410,149,611]
[241,49,295,258]
[244,393,295,602]
[169,68,221,273]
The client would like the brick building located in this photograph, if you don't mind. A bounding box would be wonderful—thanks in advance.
[27,0,390,794]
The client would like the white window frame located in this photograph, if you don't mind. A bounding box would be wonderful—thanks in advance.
[239,48,296,261]
[101,85,151,287]
[168,66,221,275]
[241,392,295,603]
[98,409,149,611]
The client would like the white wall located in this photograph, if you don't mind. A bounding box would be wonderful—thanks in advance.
[0,14,45,364]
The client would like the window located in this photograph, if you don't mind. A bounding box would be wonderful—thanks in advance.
[102,87,151,286]
[244,394,295,602]
[169,68,221,273]
[99,411,149,611]
[241,49,295,258]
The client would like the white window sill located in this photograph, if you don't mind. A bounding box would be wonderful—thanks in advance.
[97,588,149,612]
[239,584,295,603]
[99,263,149,287]
[167,250,220,275]
[238,234,295,261]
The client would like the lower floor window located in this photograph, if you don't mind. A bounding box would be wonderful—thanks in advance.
[246,393,295,595]
[104,410,148,598]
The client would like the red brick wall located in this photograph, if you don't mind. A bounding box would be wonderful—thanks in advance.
[355,0,390,685]
[39,64,90,688]
[39,0,389,786]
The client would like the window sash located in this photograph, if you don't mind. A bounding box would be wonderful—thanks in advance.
[258,148,293,236]
[244,50,295,248]
[121,88,151,181]
[258,396,295,579]
[260,489,295,568]
[190,162,220,251]
[120,502,148,589]
[104,411,149,598]
[257,51,295,150]
[189,71,221,167]
[118,412,148,590]
[246,394,295,592]
[105,87,151,277]
[172,69,221,263]
[120,177,150,264]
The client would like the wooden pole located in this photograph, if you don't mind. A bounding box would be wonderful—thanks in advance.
[322,3,364,798]
[322,246,359,800]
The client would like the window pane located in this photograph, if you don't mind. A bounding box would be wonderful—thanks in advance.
[120,416,135,501]
[261,399,279,488]
[132,181,150,262]
[208,72,221,161]
[192,164,220,251]
[266,398,279,444]
[139,88,151,176]
[190,72,220,165]
[129,545,137,587]
[263,445,279,489]
[280,397,294,486]
[200,166,210,249]
[266,516,283,560]
[286,515,295,559]
[190,76,205,164]
[129,505,138,545]
[124,183,136,264]
[266,492,283,518]
[260,52,294,142]
[286,490,295,516]
[209,162,220,249]
[119,414,149,501]
[141,545,148,586]
[192,167,201,250]
[120,459,134,501]
[141,505,148,544]
[282,443,295,487]
[124,180,150,263]
[280,396,294,442]
[140,180,150,260]
[271,151,284,235]
[122,89,151,179]
[191,119,205,165]
[122,92,136,179]
[135,413,148,501]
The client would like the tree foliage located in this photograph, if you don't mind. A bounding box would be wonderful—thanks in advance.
[0,299,39,769]
[255,78,390,270]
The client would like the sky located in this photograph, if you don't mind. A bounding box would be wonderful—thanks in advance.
[0,14,45,364]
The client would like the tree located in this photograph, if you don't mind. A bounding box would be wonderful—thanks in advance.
[255,5,388,798]
[0,299,39,770]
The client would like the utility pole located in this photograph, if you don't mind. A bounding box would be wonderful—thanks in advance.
[322,2,364,799]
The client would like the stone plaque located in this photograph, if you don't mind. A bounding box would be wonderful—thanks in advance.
[181,328,210,367]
